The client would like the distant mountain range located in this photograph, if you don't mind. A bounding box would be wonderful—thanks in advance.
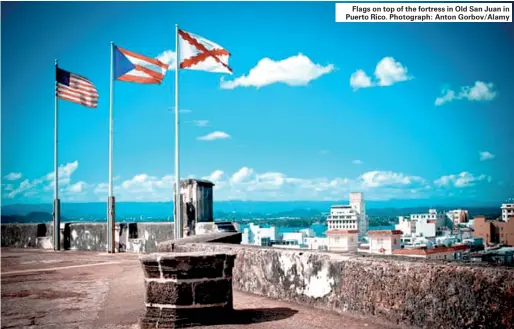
[0,200,502,224]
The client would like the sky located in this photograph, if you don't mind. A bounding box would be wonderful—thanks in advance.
[1,1,514,205]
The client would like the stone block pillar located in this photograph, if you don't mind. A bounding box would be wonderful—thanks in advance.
[174,179,215,238]
[139,252,236,329]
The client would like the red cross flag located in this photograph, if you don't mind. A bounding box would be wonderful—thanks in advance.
[178,29,232,75]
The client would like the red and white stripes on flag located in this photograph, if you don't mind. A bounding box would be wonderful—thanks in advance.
[178,29,232,74]
[56,67,99,108]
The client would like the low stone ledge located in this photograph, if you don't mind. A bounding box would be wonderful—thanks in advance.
[174,242,514,329]
[139,252,236,328]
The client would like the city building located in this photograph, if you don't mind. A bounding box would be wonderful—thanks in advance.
[299,228,314,237]
[414,217,437,238]
[409,209,450,238]
[446,209,469,225]
[435,235,459,247]
[456,227,474,241]
[350,192,368,236]
[326,229,359,252]
[327,192,368,237]
[241,223,277,246]
[473,216,514,246]
[368,230,402,255]
[395,216,415,236]
[305,237,328,250]
[281,232,305,247]
[501,203,514,222]
[392,245,470,260]
[470,247,514,265]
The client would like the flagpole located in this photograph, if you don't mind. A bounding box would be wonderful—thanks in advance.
[53,59,61,251]
[175,24,182,240]
[107,41,116,253]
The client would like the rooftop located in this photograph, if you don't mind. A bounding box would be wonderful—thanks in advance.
[326,229,359,235]
[1,248,401,329]
[392,245,470,256]
[330,205,353,209]
[368,230,403,236]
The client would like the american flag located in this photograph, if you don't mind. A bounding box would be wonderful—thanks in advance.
[56,67,98,108]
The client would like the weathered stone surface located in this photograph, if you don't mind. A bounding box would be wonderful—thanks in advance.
[193,278,232,305]
[139,307,232,329]
[139,252,236,329]
[224,254,236,277]
[175,243,514,329]
[140,259,161,279]
[145,281,193,305]
[161,256,224,280]
[1,223,51,248]
[1,222,175,252]
[140,252,230,280]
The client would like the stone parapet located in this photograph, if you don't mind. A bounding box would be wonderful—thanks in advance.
[175,243,514,329]
[139,252,236,328]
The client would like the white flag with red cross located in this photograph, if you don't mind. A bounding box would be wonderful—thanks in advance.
[178,29,232,75]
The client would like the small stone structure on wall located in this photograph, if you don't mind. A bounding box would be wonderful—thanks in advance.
[174,179,215,238]
[139,251,236,328]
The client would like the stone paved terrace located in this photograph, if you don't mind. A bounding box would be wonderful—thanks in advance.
[0,248,405,329]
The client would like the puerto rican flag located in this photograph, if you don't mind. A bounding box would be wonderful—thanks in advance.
[114,46,168,84]
[178,29,232,75]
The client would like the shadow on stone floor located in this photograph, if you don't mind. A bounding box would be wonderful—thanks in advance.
[163,307,299,327]
[227,307,298,324]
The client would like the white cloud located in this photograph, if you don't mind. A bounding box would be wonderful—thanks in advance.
[68,181,87,193]
[479,151,495,161]
[5,179,34,199]
[204,170,224,182]
[3,161,80,200]
[359,171,424,188]
[374,57,411,87]
[350,70,372,90]
[230,167,254,184]
[4,172,22,181]
[350,57,411,91]
[216,168,432,201]
[2,162,500,203]
[466,81,497,101]
[435,81,497,106]
[192,120,209,127]
[197,131,231,141]
[220,53,334,89]
[23,190,38,198]
[2,184,13,191]
[435,89,456,106]
[95,174,176,201]
[434,172,491,188]
[45,161,79,184]
[157,50,177,71]
[352,160,363,165]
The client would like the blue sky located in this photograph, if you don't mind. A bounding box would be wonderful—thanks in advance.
[1,1,513,204]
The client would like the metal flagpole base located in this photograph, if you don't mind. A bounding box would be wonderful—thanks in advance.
[53,199,61,251]
[107,196,116,253]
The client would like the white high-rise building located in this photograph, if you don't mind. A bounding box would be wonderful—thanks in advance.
[327,192,368,237]
[350,192,368,235]
[501,203,514,222]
